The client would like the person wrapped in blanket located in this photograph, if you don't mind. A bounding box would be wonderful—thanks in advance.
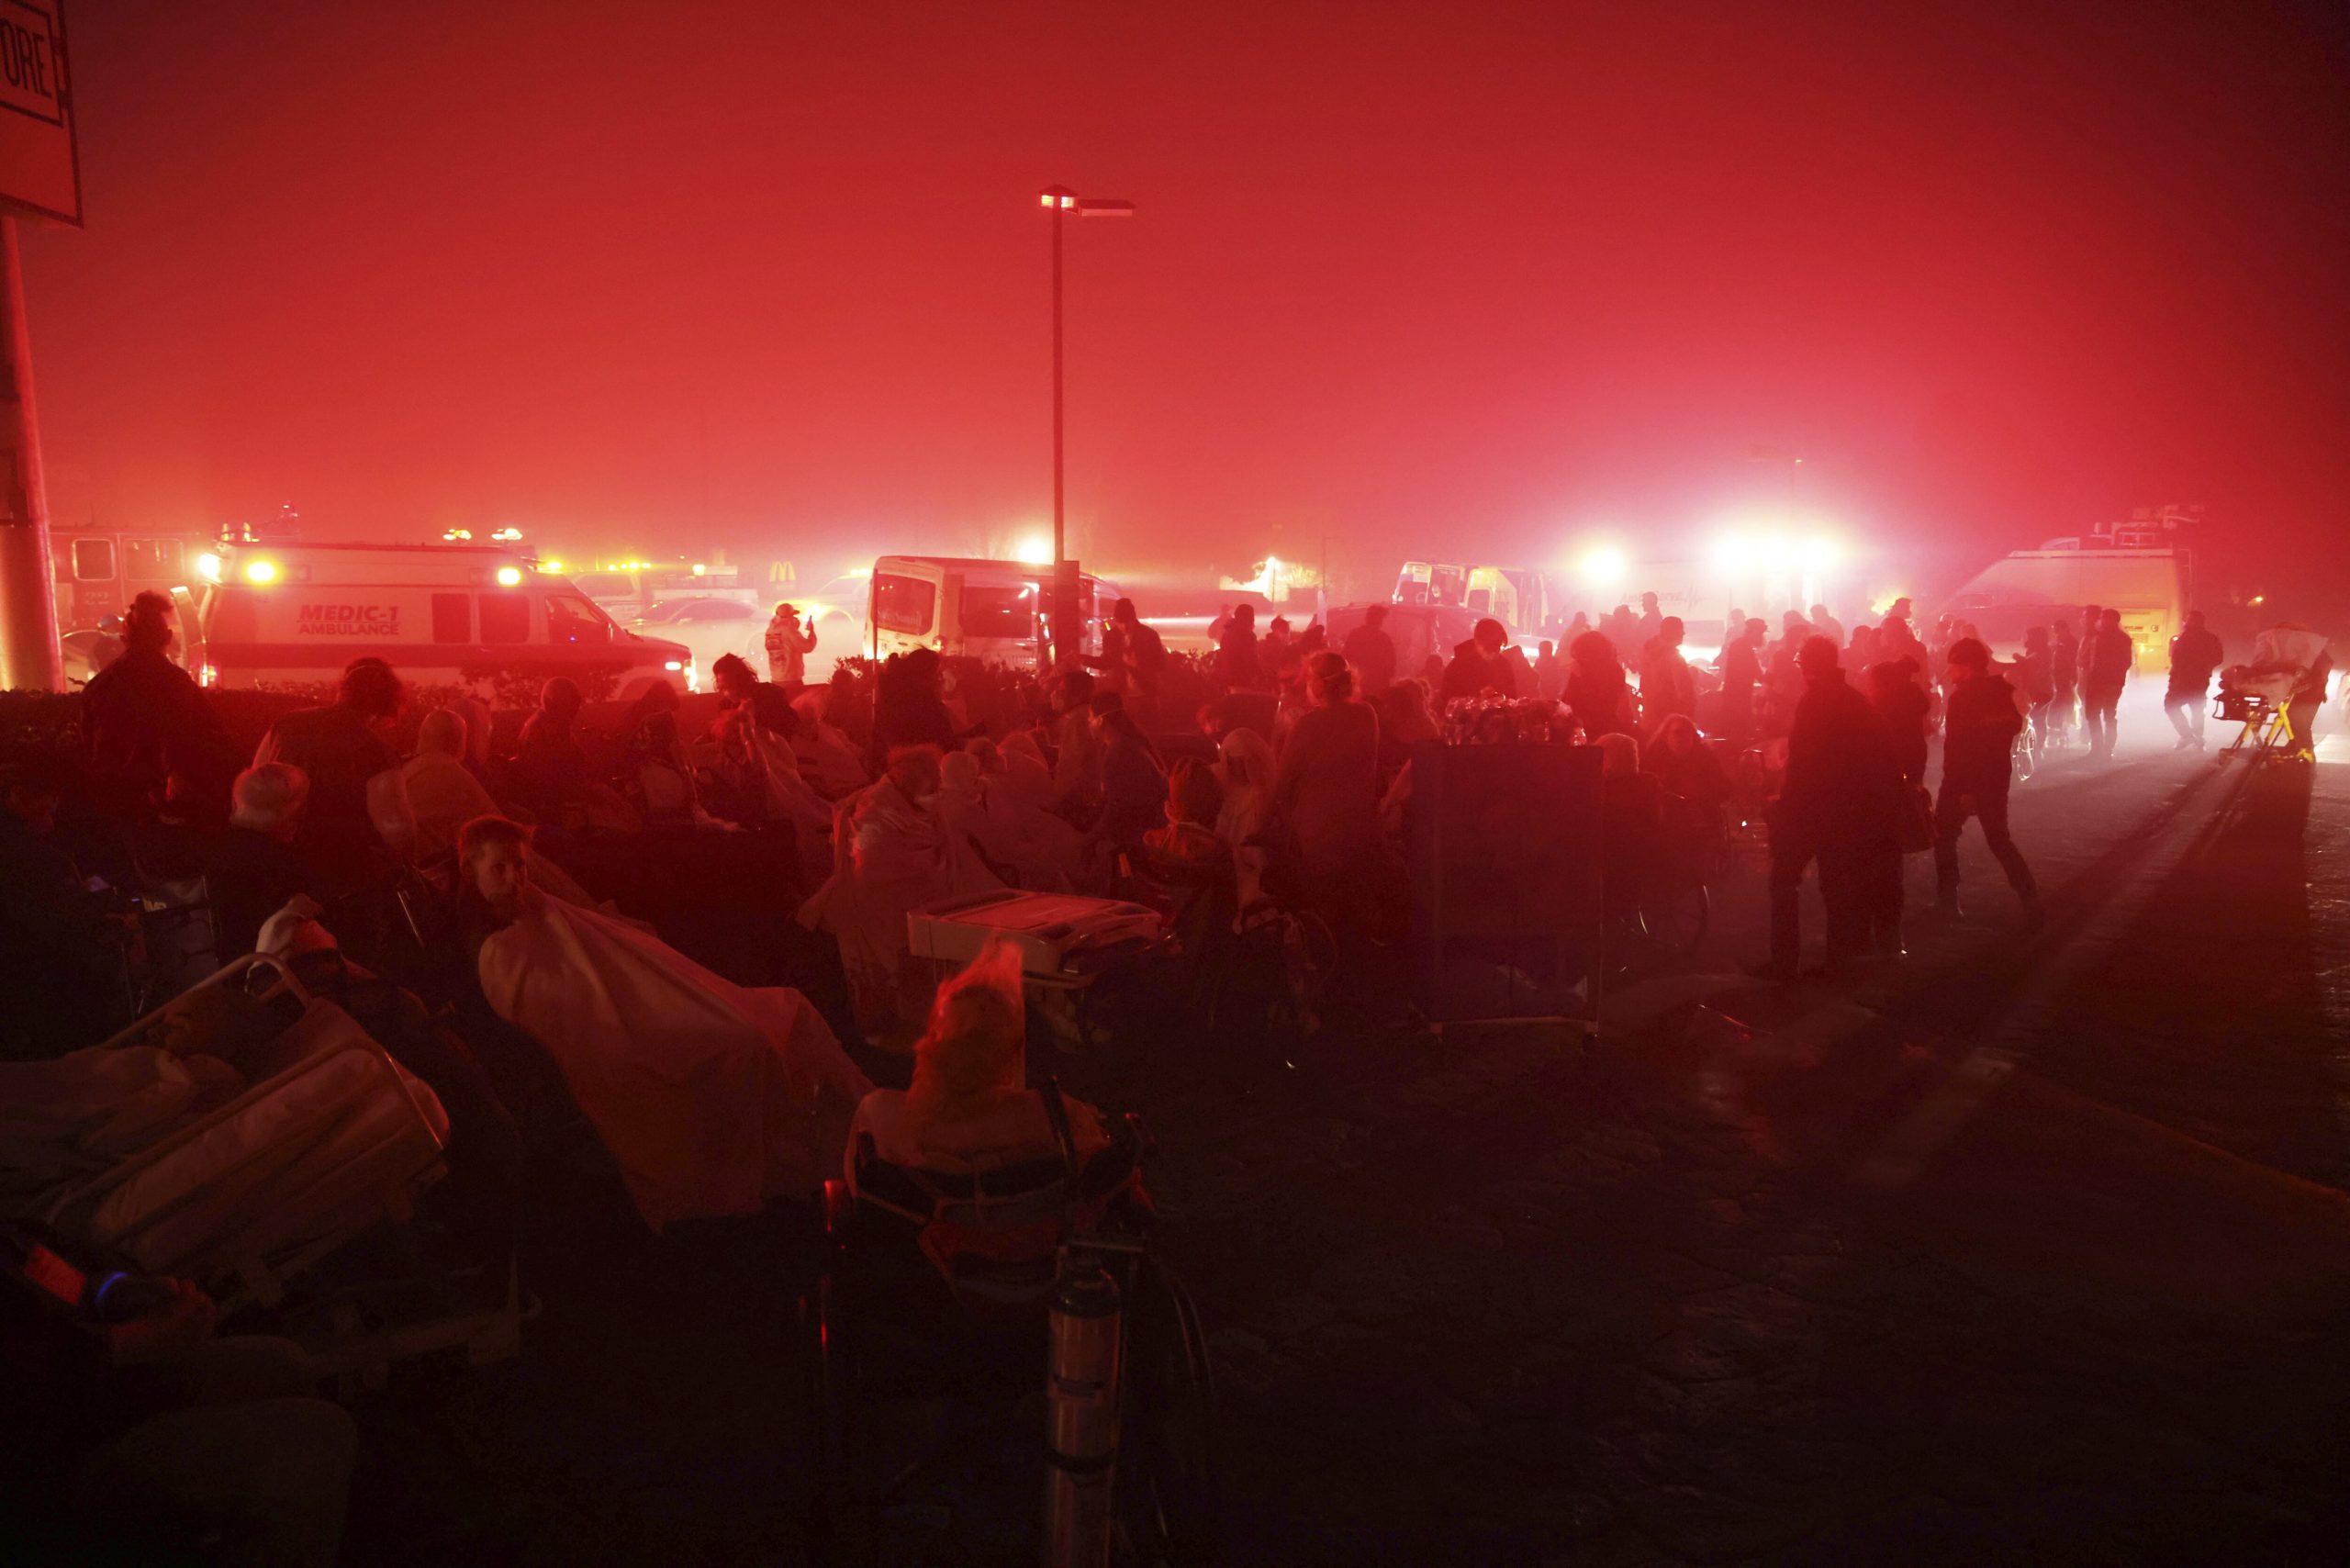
[845,942,1108,1188]
[463,815,871,1229]
[798,745,1002,1037]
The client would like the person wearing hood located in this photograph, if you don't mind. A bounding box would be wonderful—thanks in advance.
[1933,637,2039,924]
[800,745,1001,1036]
[845,943,1108,1184]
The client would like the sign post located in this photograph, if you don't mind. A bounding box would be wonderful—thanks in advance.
[0,0,79,692]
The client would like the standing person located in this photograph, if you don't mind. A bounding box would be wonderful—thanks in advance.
[1934,638,2040,924]
[1109,599,1169,720]
[1751,636,1899,981]
[763,602,819,689]
[1807,602,1845,653]
[1716,617,1766,744]
[78,589,239,821]
[1531,639,1562,703]
[2164,610,2223,751]
[1214,603,1261,692]
[1636,592,1664,649]
[2079,609,2134,759]
[1638,616,1696,738]
[2048,618,2079,748]
[1878,599,1925,668]
[1439,618,1517,704]
[1342,603,1400,699]
[1563,631,1636,742]
[1272,652,1383,920]
[1866,658,1931,955]
[252,656,418,897]
[1086,693,1168,881]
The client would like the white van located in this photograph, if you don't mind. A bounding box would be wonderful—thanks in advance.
[867,555,1124,666]
[191,542,697,700]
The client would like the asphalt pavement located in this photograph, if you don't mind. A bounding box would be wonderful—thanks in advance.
[338,694,2350,1566]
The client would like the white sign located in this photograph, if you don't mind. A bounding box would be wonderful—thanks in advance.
[0,0,76,225]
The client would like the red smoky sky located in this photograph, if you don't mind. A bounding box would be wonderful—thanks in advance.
[24,0,2350,602]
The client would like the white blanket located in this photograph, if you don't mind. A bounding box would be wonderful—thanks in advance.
[480,893,871,1228]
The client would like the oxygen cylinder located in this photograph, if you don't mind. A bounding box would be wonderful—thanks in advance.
[1042,1256,1124,1568]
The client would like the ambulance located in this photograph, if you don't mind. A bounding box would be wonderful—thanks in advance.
[189,541,698,700]
[867,555,1123,666]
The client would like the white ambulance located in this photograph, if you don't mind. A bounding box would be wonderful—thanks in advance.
[190,541,698,700]
[867,555,1123,666]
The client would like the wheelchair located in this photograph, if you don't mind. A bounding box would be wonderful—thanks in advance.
[1601,791,1716,983]
[800,1092,1217,1565]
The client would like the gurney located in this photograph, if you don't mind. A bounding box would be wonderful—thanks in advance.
[7,955,452,1315]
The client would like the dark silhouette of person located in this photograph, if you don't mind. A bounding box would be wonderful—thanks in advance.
[1342,603,1399,698]
[78,590,238,821]
[1638,615,1695,736]
[1214,603,1261,692]
[2164,610,2223,750]
[1715,617,1766,744]
[1753,635,1898,980]
[868,647,959,770]
[252,657,416,897]
[1563,631,1636,741]
[1934,637,2039,923]
[2079,609,2135,759]
[1438,618,1516,704]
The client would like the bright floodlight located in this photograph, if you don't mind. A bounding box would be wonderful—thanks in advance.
[1013,533,1055,566]
[495,566,523,587]
[1711,536,1750,572]
[1802,537,1839,571]
[1759,535,1795,571]
[1581,545,1628,587]
[244,560,277,584]
[196,552,221,583]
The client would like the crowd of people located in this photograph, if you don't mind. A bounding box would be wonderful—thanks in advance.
[2,577,2337,1559]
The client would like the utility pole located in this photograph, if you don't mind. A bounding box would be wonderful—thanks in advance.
[1039,185,1133,670]
[0,215,63,692]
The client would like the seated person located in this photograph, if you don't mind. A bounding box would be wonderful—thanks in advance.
[1142,757,1230,878]
[207,762,319,961]
[402,709,500,858]
[465,815,872,1227]
[846,943,1108,1185]
[799,746,1002,1036]
[1642,714,1731,812]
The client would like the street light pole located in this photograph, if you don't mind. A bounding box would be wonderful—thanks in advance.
[1050,191,1065,658]
[1039,185,1132,670]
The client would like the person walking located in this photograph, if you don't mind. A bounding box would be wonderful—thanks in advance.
[1751,635,1899,981]
[2164,610,2223,751]
[2079,609,2134,759]
[1933,638,2039,924]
